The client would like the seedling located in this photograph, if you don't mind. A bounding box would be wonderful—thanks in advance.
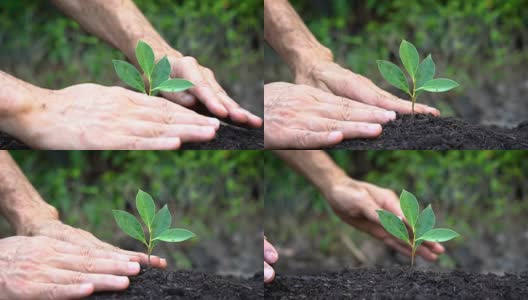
[112,190,195,266]
[376,190,460,266]
[113,40,193,96]
[377,40,459,114]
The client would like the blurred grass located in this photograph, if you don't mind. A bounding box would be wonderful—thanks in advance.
[0,0,262,91]
[264,151,528,260]
[2,151,263,246]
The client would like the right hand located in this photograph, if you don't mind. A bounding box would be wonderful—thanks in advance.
[264,236,278,283]
[0,84,221,149]
[0,235,142,299]
[264,82,397,149]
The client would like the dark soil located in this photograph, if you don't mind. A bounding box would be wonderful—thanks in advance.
[265,267,528,300]
[330,114,528,150]
[88,269,263,300]
[0,126,263,150]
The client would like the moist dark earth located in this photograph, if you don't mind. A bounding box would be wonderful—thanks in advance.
[0,126,263,150]
[265,267,528,300]
[329,114,528,150]
[88,269,263,300]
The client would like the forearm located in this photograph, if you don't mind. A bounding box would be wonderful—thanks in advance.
[51,0,180,64]
[0,151,58,234]
[274,150,347,195]
[264,0,333,76]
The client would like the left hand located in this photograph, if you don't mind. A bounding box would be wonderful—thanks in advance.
[295,60,440,116]
[323,177,444,261]
[20,219,167,269]
[160,53,262,128]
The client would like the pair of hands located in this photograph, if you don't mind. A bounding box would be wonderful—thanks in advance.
[1,219,163,299]
[264,178,445,283]
[2,54,261,150]
[264,60,440,148]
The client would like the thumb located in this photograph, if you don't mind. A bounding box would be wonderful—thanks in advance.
[161,91,197,107]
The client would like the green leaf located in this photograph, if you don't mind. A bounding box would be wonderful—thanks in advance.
[400,190,420,229]
[376,210,409,244]
[153,228,195,242]
[417,78,459,92]
[415,54,435,89]
[152,78,194,93]
[112,60,145,93]
[376,60,409,93]
[399,40,420,78]
[136,41,155,79]
[417,228,460,242]
[112,210,146,244]
[151,205,172,239]
[150,56,171,91]
[415,204,435,239]
[136,190,156,229]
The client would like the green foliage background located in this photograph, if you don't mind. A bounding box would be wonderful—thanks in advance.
[0,0,262,96]
[264,151,528,268]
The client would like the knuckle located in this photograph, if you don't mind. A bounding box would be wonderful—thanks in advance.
[72,272,84,284]
[295,132,311,148]
[339,97,352,121]
[128,138,142,150]
[45,285,60,300]
[80,257,96,273]
[181,56,198,65]
[163,111,175,124]
[325,119,339,131]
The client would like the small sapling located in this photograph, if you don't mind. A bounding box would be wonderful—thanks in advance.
[112,190,195,266]
[113,40,193,96]
[376,190,459,266]
[377,40,459,114]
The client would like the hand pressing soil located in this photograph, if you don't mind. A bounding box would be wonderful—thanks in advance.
[89,268,263,300]
[265,267,528,299]
[329,114,528,150]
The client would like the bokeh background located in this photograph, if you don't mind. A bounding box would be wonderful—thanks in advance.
[264,150,528,274]
[0,0,263,116]
[0,151,263,277]
[264,0,528,127]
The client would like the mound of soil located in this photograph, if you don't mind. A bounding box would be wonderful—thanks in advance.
[0,126,263,150]
[265,267,528,299]
[330,114,528,150]
[89,269,263,300]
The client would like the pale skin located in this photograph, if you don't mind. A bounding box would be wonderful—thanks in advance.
[264,0,440,148]
[0,1,261,150]
[0,151,167,298]
[263,151,445,283]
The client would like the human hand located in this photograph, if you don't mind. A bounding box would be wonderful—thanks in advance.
[323,177,444,261]
[264,82,397,149]
[264,236,279,283]
[0,84,220,149]
[159,52,262,128]
[19,219,167,269]
[295,60,440,116]
[0,235,142,299]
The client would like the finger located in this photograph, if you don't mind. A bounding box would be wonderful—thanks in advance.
[264,239,278,264]
[115,250,166,268]
[314,106,396,124]
[384,238,412,257]
[422,241,445,254]
[41,268,129,292]
[128,122,216,142]
[28,282,94,300]
[307,88,389,112]
[202,70,249,124]
[103,135,180,150]
[161,91,198,107]
[274,128,344,149]
[264,261,275,283]
[415,244,439,261]
[50,255,141,275]
[53,244,132,262]
[240,108,264,128]
[132,107,220,129]
[300,117,382,139]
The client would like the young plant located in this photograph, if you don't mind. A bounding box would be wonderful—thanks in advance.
[112,190,195,266]
[377,40,459,114]
[113,40,193,96]
[376,190,460,266]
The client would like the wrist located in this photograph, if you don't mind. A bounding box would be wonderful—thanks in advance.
[0,77,43,135]
[15,203,59,236]
[291,46,334,80]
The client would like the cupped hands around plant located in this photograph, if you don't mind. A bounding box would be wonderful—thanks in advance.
[377,40,459,114]
[377,190,460,266]
[113,190,195,267]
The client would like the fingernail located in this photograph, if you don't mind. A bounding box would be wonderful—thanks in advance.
[264,264,273,281]
[79,283,93,293]
[208,118,220,128]
[201,127,215,135]
[385,111,396,120]
[161,258,167,264]
[114,276,129,285]
[328,131,342,142]
[117,254,131,261]
[128,262,140,272]
[265,250,277,262]
[182,94,194,104]
[365,124,382,134]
